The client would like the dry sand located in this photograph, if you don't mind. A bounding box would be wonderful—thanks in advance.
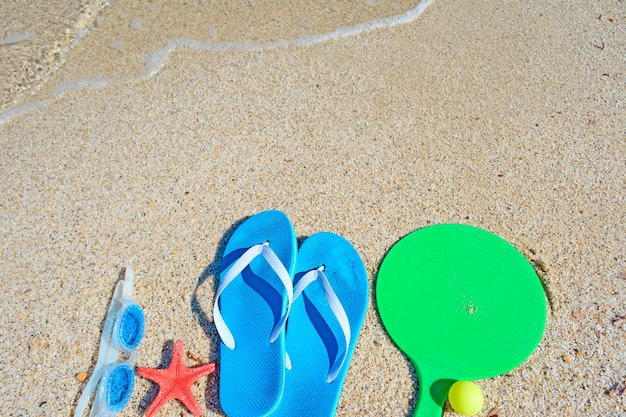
[0,0,625,416]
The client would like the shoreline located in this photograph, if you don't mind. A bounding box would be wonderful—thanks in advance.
[1,0,435,126]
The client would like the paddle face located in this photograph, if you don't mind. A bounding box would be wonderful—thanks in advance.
[376,224,546,416]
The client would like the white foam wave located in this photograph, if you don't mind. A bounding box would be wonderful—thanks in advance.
[0,0,434,126]
[0,32,38,46]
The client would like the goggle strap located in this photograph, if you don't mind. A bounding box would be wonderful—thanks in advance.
[74,362,104,417]
[74,281,123,417]
[121,267,134,299]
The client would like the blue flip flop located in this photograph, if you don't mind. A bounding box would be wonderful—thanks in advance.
[267,232,369,417]
[213,210,297,417]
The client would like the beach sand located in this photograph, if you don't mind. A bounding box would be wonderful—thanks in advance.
[1,0,624,416]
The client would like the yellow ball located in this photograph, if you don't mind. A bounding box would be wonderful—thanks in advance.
[448,380,484,416]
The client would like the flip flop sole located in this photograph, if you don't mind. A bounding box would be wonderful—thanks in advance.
[268,232,369,417]
[218,210,297,417]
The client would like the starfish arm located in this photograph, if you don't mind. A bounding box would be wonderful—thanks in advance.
[143,388,174,417]
[174,364,217,415]
[138,371,177,417]
[138,367,172,383]
[174,382,204,416]
[170,339,187,366]
[183,362,217,380]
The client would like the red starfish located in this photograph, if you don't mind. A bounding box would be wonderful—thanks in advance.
[138,340,216,417]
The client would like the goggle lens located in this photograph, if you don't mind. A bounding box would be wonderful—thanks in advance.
[116,303,145,351]
[102,363,135,413]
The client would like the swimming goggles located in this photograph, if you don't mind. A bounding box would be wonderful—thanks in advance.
[74,268,145,417]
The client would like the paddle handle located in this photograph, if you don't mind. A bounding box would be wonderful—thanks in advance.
[412,362,454,417]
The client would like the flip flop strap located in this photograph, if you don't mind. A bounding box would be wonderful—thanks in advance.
[292,266,351,383]
[214,242,294,350]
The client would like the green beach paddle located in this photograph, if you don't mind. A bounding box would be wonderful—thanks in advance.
[376,224,546,416]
